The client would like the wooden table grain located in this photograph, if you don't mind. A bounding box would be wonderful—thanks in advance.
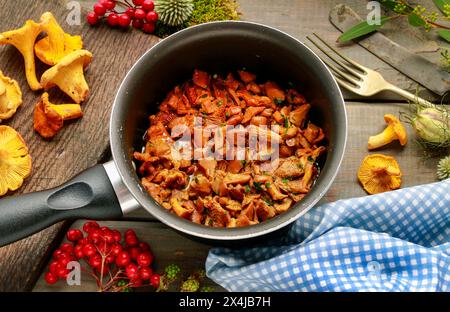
[0,0,445,292]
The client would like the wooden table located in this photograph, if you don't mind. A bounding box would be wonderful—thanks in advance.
[0,0,446,292]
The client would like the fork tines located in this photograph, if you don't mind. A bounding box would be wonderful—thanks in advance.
[305,33,367,90]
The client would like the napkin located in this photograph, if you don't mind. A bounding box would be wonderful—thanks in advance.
[206,179,450,292]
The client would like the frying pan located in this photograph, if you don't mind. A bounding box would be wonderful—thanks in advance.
[0,21,347,247]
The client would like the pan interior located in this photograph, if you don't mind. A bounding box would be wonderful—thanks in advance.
[111,21,346,240]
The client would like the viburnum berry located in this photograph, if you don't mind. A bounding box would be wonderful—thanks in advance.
[102,0,116,10]
[82,244,97,258]
[150,274,160,288]
[139,242,151,252]
[125,263,139,280]
[124,229,136,237]
[56,267,69,279]
[89,254,103,269]
[83,221,99,233]
[45,272,58,285]
[142,0,154,12]
[137,252,153,267]
[125,234,138,247]
[93,3,107,16]
[105,254,115,264]
[88,228,103,243]
[125,7,135,18]
[129,247,141,260]
[110,243,123,256]
[67,229,83,242]
[98,265,110,275]
[145,11,158,23]
[115,251,131,267]
[86,12,99,25]
[49,261,61,274]
[112,230,122,243]
[78,237,89,246]
[103,231,115,244]
[107,13,119,27]
[130,278,143,287]
[139,267,153,281]
[53,249,63,260]
[118,14,131,28]
[142,22,155,34]
[132,0,143,6]
[74,245,84,259]
[60,243,73,253]
[132,19,144,29]
[58,256,72,269]
[134,8,146,20]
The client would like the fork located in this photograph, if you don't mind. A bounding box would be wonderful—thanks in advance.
[305,33,434,108]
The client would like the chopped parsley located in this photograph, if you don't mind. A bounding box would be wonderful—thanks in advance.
[225,112,230,118]
[265,182,271,188]
[274,98,284,105]
[307,156,314,162]
[253,181,263,192]
[241,159,247,167]
[244,185,251,193]
[217,99,223,107]
[284,116,290,128]
[282,178,289,184]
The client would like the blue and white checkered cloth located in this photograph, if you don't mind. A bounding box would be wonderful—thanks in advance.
[206,179,450,292]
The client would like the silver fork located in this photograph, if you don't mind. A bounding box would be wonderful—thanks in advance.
[305,33,434,108]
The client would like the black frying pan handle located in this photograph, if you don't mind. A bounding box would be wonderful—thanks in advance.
[0,165,123,247]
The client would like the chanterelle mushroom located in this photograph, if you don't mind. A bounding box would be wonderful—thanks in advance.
[40,49,92,103]
[34,92,83,139]
[0,20,42,90]
[358,154,402,195]
[368,114,407,150]
[0,125,32,196]
[34,12,83,66]
[0,71,22,122]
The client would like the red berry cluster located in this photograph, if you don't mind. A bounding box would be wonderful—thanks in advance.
[87,0,158,34]
[45,221,161,291]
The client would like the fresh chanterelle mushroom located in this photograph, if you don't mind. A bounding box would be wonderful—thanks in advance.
[40,49,92,103]
[0,125,32,196]
[368,114,407,150]
[358,154,402,195]
[0,20,43,90]
[34,92,83,139]
[34,12,83,66]
[0,71,22,122]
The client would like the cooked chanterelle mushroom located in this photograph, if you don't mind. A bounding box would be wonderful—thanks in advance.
[358,154,402,195]
[0,125,32,196]
[0,71,22,122]
[368,114,407,150]
[34,12,83,66]
[40,50,92,103]
[0,20,43,90]
[134,70,327,228]
[33,92,83,139]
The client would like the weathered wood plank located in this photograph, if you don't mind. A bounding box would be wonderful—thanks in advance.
[33,220,225,292]
[0,0,160,291]
[237,0,449,102]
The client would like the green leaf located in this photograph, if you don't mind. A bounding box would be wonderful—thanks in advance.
[438,29,450,43]
[379,0,398,11]
[408,13,426,27]
[433,0,450,14]
[338,16,391,43]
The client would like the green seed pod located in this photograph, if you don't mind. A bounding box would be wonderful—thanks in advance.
[411,108,450,146]
[155,0,194,26]
[437,155,450,180]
